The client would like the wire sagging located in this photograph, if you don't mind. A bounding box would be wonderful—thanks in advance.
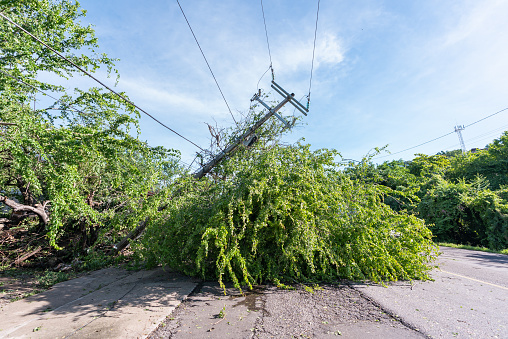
[175,0,238,128]
[0,11,204,151]
[307,0,321,108]
[260,0,274,80]
[375,106,508,160]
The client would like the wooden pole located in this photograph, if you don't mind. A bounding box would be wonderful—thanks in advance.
[111,91,297,254]
[193,92,293,179]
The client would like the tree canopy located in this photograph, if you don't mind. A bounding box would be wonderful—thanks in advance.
[0,0,179,253]
[137,142,437,289]
[352,133,508,251]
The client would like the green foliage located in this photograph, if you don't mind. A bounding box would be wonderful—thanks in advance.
[346,158,422,213]
[35,270,73,288]
[0,0,181,251]
[355,132,508,251]
[218,305,226,319]
[418,176,484,246]
[416,175,508,250]
[407,154,450,178]
[138,143,437,290]
[447,132,508,190]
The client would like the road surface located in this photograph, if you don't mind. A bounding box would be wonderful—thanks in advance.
[353,246,508,338]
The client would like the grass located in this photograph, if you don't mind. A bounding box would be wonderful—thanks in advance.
[437,242,508,255]
[36,271,76,288]
[1,267,76,286]
[0,268,78,302]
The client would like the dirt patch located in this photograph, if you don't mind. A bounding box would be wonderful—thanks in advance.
[0,273,40,307]
[149,283,425,339]
[0,268,82,308]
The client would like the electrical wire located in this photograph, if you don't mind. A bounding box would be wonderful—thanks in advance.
[375,106,508,160]
[174,0,238,127]
[307,0,320,106]
[260,0,274,80]
[0,11,204,151]
[256,65,271,92]
[2,69,198,171]
[462,124,508,144]
[186,154,199,172]
[1,69,62,103]
[0,68,89,116]
[464,107,508,128]
[375,131,456,159]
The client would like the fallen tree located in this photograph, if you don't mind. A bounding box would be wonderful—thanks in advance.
[0,196,49,225]
[0,0,180,253]
[135,143,438,289]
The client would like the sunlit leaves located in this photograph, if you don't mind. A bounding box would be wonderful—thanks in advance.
[139,143,437,290]
[0,0,181,250]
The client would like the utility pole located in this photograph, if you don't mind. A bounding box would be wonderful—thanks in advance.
[112,81,309,254]
[454,125,466,153]
[193,81,308,179]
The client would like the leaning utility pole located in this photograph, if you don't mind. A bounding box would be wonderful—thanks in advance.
[194,81,308,179]
[454,125,466,153]
[111,81,309,254]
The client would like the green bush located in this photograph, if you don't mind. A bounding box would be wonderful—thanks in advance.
[137,144,437,290]
[418,176,508,250]
[447,132,508,190]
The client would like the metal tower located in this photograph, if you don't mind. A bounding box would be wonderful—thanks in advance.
[454,125,466,153]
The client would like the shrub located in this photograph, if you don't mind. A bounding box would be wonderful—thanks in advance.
[137,144,437,290]
[418,176,508,250]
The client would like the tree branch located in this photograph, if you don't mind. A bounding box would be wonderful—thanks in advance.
[0,195,50,225]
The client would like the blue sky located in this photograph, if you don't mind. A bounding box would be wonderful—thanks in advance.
[58,0,508,167]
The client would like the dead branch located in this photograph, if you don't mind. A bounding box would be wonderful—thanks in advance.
[14,246,42,266]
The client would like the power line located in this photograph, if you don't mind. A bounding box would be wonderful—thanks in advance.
[1,69,62,103]
[375,106,508,160]
[465,124,508,143]
[376,131,455,159]
[260,0,274,80]
[174,0,238,127]
[307,0,321,107]
[0,11,204,151]
[3,69,207,157]
[465,107,508,128]
[448,123,508,149]
[0,69,89,116]
[256,65,271,92]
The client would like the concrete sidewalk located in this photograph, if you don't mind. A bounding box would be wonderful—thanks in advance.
[0,267,198,338]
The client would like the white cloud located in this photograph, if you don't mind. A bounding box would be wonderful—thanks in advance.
[274,32,344,74]
[441,0,508,48]
[120,78,211,115]
[316,33,345,66]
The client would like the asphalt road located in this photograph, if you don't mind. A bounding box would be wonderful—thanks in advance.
[353,246,508,338]
[149,283,424,339]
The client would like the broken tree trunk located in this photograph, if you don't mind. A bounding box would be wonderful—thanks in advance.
[109,204,168,255]
[110,220,146,254]
[0,196,50,225]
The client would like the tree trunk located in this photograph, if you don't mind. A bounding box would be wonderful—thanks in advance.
[0,195,50,225]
